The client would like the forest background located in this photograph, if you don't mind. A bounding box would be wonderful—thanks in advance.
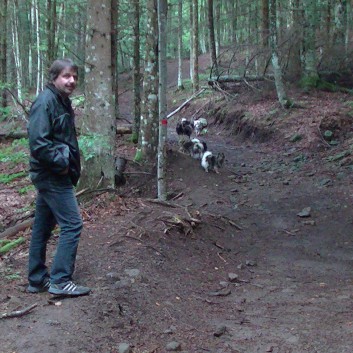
[1,0,352,193]
[2,1,353,352]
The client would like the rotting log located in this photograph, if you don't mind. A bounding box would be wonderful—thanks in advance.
[0,218,34,239]
[116,125,132,135]
[208,75,274,85]
[0,131,28,141]
[0,126,133,141]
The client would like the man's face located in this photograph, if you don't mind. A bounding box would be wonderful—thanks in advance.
[53,67,78,97]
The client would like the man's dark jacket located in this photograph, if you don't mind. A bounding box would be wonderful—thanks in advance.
[27,84,81,186]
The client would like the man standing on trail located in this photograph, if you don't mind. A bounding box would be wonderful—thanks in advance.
[27,59,90,297]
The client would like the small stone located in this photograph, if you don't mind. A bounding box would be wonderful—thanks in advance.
[303,220,316,226]
[208,288,231,297]
[214,325,227,337]
[228,273,239,282]
[118,343,132,353]
[106,272,120,282]
[124,269,140,278]
[245,260,257,267]
[297,207,311,218]
[166,341,181,351]
[163,325,177,334]
[219,281,229,288]
[237,263,245,270]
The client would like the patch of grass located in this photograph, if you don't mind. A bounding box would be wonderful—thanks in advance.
[0,266,22,281]
[0,171,27,184]
[0,138,29,165]
[18,184,35,195]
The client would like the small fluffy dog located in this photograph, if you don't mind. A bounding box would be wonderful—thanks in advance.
[201,151,225,173]
[181,138,207,159]
[191,138,207,159]
[176,118,194,139]
[194,118,208,136]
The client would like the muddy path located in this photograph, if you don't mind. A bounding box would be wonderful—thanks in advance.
[2,120,353,353]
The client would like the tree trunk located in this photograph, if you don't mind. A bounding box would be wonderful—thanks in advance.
[0,0,7,108]
[157,0,168,201]
[303,0,319,83]
[269,0,290,108]
[208,0,218,77]
[189,0,193,79]
[46,0,57,65]
[111,0,119,120]
[80,0,117,189]
[133,0,141,142]
[139,0,159,162]
[11,0,22,101]
[192,0,199,92]
[261,0,269,47]
[177,0,184,90]
[34,0,42,95]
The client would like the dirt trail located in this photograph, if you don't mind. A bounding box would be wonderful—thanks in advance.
[2,123,353,352]
[2,54,353,352]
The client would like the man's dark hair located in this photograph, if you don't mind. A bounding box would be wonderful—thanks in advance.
[48,59,78,83]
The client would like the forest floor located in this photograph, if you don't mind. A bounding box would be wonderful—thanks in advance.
[1,55,353,353]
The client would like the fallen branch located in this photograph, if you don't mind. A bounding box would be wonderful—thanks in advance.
[0,189,91,239]
[167,88,206,120]
[0,303,37,319]
[0,219,34,239]
[0,131,28,141]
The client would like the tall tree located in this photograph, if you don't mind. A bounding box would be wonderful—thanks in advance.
[139,0,159,162]
[261,0,269,47]
[47,0,57,66]
[269,0,290,108]
[111,0,119,119]
[157,0,168,200]
[177,0,184,90]
[80,0,117,189]
[302,0,319,83]
[11,0,23,101]
[192,0,199,91]
[133,0,141,142]
[208,0,218,76]
[0,0,8,108]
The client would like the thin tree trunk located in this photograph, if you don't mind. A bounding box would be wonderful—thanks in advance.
[157,0,168,201]
[177,0,184,89]
[189,0,193,79]
[262,0,269,47]
[269,0,290,108]
[11,0,22,101]
[215,0,220,56]
[208,0,218,77]
[111,0,119,119]
[35,0,41,95]
[133,0,141,141]
[0,0,8,108]
[303,0,319,82]
[192,0,199,92]
[139,0,159,162]
[47,0,57,65]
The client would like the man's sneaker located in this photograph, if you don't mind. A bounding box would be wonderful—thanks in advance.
[27,278,51,293]
[48,281,91,296]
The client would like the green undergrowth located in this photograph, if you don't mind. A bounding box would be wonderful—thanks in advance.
[0,138,29,165]
[0,171,27,184]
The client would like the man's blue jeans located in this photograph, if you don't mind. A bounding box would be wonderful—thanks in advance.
[28,178,83,285]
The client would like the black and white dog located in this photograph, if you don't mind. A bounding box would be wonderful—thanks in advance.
[201,151,225,173]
